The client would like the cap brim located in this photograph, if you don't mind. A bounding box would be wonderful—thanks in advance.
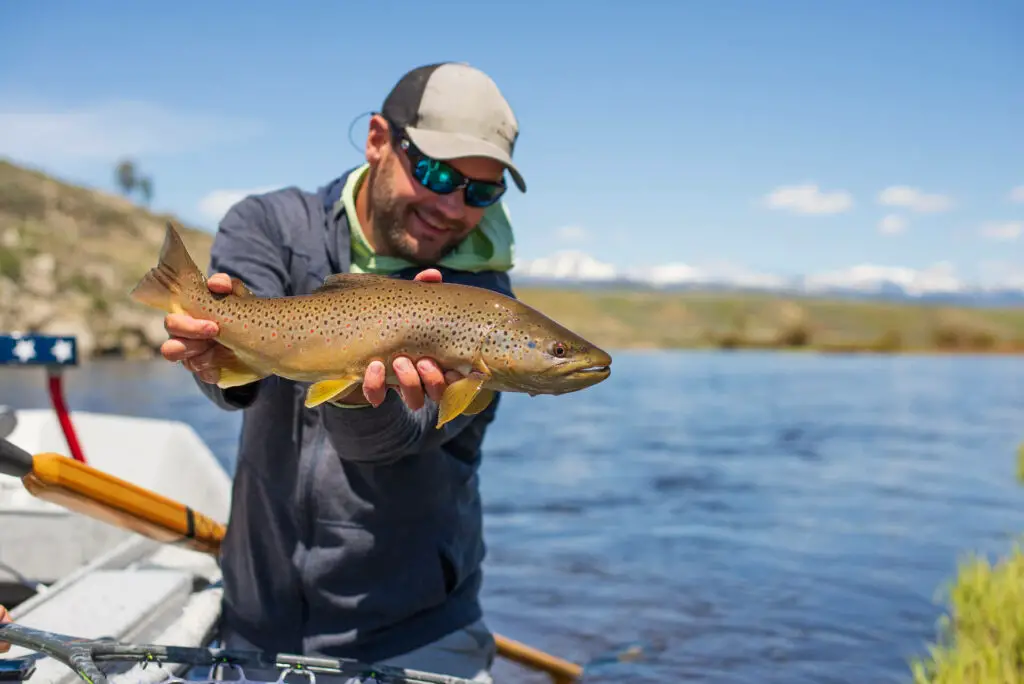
[404,127,526,193]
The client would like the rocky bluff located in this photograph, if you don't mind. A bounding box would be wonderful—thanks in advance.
[0,159,215,359]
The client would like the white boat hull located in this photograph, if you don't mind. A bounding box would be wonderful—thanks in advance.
[0,408,234,684]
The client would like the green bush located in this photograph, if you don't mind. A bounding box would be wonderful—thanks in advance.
[909,542,1024,683]
[909,442,1024,683]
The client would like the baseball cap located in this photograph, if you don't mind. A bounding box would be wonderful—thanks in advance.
[381,62,526,193]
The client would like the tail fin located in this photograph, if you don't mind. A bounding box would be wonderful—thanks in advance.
[129,221,204,314]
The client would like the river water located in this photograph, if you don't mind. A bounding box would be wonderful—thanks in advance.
[3,350,1024,684]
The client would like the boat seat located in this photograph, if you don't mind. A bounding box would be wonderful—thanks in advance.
[4,568,195,684]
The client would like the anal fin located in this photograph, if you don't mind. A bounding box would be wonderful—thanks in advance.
[306,375,362,408]
[437,371,490,428]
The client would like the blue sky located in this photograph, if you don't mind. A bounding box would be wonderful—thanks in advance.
[0,0,1021,286]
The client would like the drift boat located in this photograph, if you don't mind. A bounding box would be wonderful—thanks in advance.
[0,333,588,684]
[0,332,232,684]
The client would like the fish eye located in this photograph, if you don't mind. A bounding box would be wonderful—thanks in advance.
[550,341,567,357]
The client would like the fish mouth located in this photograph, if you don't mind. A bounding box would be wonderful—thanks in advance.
[512,361,612,396]
[563,364,612,382]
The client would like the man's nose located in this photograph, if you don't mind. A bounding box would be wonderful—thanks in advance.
[433,191,466,220]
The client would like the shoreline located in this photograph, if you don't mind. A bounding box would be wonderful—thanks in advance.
[3,343,1019,368]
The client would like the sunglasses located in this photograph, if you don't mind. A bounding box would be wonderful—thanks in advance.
[388,123,507,208]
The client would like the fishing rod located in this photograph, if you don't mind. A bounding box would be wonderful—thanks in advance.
[0,621,477,684]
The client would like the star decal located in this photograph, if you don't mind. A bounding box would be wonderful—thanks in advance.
[12,338,36,363]
[51,339,74,364]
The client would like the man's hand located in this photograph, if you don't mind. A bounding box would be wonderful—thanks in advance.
[338,268,463,410]
[160,272,232,385]
[161,269,461,411]
[0,603,11,653]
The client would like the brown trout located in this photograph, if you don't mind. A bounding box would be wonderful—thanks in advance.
[130,222,612,427]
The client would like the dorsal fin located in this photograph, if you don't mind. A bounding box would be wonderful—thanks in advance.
[313,272,395,294]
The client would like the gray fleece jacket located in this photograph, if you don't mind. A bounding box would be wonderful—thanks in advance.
[193,168,512,663]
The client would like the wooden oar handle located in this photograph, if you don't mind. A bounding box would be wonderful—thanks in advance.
[494,634,582,682]
[21,451,226,555]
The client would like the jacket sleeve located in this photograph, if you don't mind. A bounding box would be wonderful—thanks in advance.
[322,269,514,464]
[321,392,488,465]
[192,195,291,411]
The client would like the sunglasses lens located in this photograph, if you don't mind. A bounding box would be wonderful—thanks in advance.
[414,159,458,194]
[465,182,505,208]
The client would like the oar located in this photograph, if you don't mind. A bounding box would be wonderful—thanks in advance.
[0,438,583,683]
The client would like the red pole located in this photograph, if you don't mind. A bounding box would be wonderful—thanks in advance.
[46,370,87,464]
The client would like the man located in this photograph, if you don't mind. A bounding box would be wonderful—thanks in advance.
[178,61,524,683]
[1,63,525,681]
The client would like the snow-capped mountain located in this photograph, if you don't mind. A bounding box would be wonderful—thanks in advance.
[509,251,1024,306]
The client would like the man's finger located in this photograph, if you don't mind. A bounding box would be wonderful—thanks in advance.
[161,337,215,363]
[362,360,387,407]
[413,269,443,283]
[393,357,425,411]
[197,368,219,385]
[183,347,220,374]
[207,273,234,294]
[0,604,10,654]
[443,370,463,385]
[415,358,447,403]
[165,313,218,340]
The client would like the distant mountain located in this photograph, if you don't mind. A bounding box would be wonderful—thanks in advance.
[510,251,1024,307]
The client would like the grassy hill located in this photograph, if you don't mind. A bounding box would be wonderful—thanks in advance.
[1,157,1022,359]
[512,286,1024,354]
[0,158,214,357]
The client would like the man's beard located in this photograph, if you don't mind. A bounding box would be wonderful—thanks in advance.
[366,161,468,266]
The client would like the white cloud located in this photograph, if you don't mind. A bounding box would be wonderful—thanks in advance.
[0,98,263,168]
[555,225,588,243]
[979,221,1022,241]
[877,185,953,213]
[803,262,962,296]
[198,186,281,222]
[1008,185,1024,203]
[763,183,854,215]
[878,214,907,235]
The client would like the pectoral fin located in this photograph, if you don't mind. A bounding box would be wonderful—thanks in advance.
[437,371,490,428]
[305,375,362,408]
[230,278,254,297]
[215,350,271,389]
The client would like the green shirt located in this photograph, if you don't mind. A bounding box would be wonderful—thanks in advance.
[338,163,516,276]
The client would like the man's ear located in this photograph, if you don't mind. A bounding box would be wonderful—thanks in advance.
[365,114,391,166]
